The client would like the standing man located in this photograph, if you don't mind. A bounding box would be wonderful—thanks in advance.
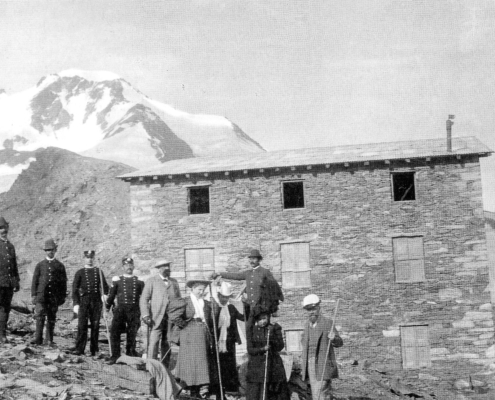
[30,239,67,346]
[212,249,283,322]
[0,217,19,344]
[105,257,144,364]
[301,294,343,400]
[71,250,109,356]
[139,259,181,366]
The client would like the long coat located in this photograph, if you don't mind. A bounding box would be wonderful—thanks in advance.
[246,322,286,383]
[139,275,181,327]
[31,258,67,305]
[175,296,214,386]
[301,315,343,381]
[0,240,19,289]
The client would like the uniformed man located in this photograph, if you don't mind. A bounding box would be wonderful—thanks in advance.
[105,257,144,364]
[0,217,19,344]
[212,249,283,322]
[30,239,67,346]
[71,250,109,356]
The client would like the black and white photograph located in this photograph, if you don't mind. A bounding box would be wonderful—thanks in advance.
[0,1,495,399]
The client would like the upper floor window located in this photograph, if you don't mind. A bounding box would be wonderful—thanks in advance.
[283,181,305,209]
[281,242,311,288]
[400,325,431,369]
[393,236,425,283]
[392,172,415,201]
[189,186,210,214]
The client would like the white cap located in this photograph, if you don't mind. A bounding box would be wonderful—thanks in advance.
[302,294,320,309]
[218,281,233,297]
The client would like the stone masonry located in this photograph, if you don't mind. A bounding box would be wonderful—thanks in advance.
[126,155,494,385]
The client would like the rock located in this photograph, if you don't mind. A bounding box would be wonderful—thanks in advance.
[44,351,65,362]
[37,364,58,373]
[418,373,440,381]
[453,379,470,390]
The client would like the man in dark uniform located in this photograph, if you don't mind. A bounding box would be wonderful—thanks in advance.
[30,239,67,346]
[0,217,19,344]
[105,257,144,364]
[71,250,109,356]
[212,249,283,322]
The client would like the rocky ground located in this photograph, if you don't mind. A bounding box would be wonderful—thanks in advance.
[0,310,493,400]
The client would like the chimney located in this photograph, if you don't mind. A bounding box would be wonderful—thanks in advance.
[446,115,455,152]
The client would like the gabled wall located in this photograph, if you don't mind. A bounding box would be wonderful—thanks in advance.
[128,156,494,382]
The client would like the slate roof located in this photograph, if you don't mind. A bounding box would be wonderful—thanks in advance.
[119,136,492,179]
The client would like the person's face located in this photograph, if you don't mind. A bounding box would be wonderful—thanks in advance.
[218,293,229,306]
[249,256,260,268]
[45,248,56,258]
[124,262,134,275]
[0,226,8,240]
[191,284,206,298]
[158,265,171,277]
[256,314,269,327]
[85,255,94,266]
[305,305,320,324]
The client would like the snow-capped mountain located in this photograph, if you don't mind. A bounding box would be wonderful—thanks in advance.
[0,69,265,174]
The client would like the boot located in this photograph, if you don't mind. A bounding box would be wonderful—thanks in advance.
[31,317,44,345]
[0,308,7,344]
[43,321,55,347]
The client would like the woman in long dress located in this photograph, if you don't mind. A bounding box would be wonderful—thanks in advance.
[174,279,214,398]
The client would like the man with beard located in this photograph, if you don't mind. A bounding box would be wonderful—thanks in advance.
[30,239,67,347]
[105,257,144,364]
[0,217,19,344]
[139,260,181,366]
[301,294,343,400]
[71,250,109,356]
[211,249,283,322]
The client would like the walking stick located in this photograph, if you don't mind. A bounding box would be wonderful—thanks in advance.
[316,299,340,400]
[98,263,112,357]
[209,282,224,400]
[146,324,150,359]
[262,326,271,400]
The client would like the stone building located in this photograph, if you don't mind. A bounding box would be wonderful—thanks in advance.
[119,136,494,382]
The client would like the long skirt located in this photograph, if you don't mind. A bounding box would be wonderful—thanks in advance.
[176,320,211,386]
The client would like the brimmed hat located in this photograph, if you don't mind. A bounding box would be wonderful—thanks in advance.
[248,249,263,259]
[217,281,233,297]
[43,238,57,250]
[154,259,171,268]
[0,217,9,228]
[186,278,210,288]
[84,250,95,258]
[302,294,321,309]
[122,257,134,265]
[251,304,270,320]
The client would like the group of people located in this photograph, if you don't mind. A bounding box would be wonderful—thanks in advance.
[0,215,344,400]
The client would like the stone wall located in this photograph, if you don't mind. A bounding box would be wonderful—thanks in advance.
[127,156,494,383]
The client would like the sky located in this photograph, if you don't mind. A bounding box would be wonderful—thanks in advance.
[0,0,494,210]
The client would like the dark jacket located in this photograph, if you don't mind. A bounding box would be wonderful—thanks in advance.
[221,267,283,306]
[72,267,109,305]
[0,240,19,289]
[246,322,286,383]
[301,315,343,381]
[106,275,144,307]
[31,258,67,305]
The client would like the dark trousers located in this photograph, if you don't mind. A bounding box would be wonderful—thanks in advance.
[110,304,140,358]
[0,287,14,338]
[246,381,290,400]
[33,301,58,344]
[75,295,102,354]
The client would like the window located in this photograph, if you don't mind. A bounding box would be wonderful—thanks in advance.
[280,242,311,288]
[282,181,304,209]
[184,248,214,280]
[189,186,210,214]
[400,325,431,369]
[285,330,303,352]
[392,172,415,201]
[393,236,425,283]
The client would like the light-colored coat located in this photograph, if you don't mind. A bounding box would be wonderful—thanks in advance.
[301,315,343,381]
[139,275,181,327]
